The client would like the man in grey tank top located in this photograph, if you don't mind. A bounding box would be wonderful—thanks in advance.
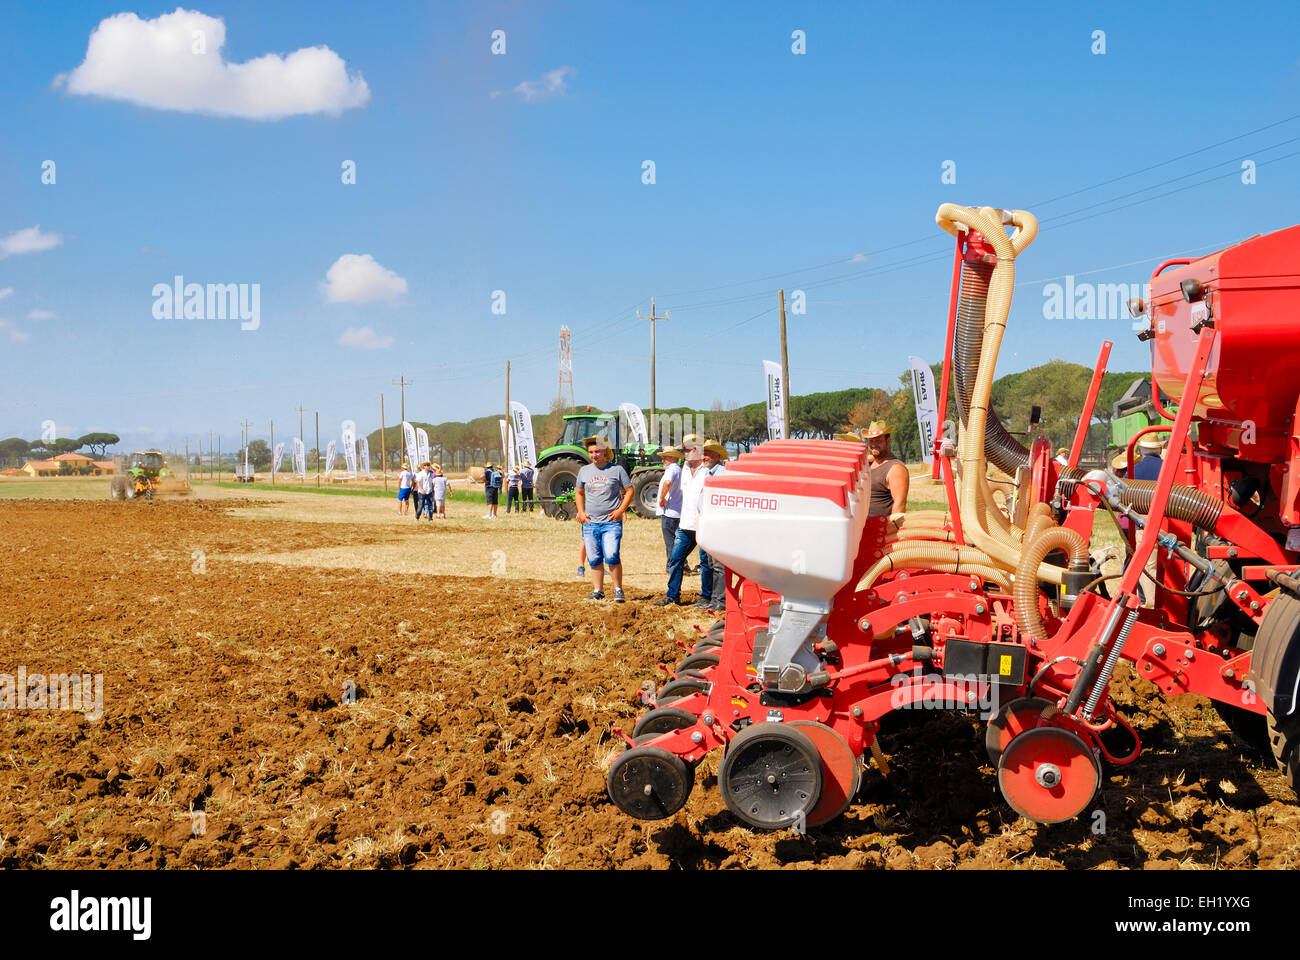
[863,420,909,521]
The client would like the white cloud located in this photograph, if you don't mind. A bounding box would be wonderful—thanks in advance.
[324,254,407,303]
[0,319,31,343]
[54,8,370,120]
[491,66,574,103]
[26,309,58,321]
[0,288,12,300]
[338,326,394,350]
[0,227,63,259]
[847,252,868,263]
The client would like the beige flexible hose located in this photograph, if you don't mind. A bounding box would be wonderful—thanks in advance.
[1013,525,1089,643]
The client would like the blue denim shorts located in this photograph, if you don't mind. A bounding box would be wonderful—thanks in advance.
[582,520,623,568]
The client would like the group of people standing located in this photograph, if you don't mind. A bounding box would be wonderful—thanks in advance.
[480,461,536,519]
[397,462,450,520]
[652,436,729,611]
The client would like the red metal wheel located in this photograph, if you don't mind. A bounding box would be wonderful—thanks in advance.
[997,726,1100,824]
[790,721,862,827]
[984,696,1054,766]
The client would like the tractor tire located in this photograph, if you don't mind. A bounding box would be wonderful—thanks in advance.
[1267,709,1300,797]
[536,454,587,519]
[110,475,128,500]
[630,468,665,520]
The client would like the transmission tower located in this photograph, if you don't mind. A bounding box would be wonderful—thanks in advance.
[558,326,574,408]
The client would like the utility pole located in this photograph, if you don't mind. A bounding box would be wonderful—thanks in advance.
[239,419,252,479]
[209,430,214,480]
[392,374,412,425]
[380,393,388,492]
[637,298,669,443]
[778,289,791,439]
[315,412,320,489]
[270,419,275,483]
[217,435,221,480]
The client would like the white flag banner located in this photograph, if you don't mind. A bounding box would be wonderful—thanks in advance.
[402,421,418,468]
[342,427,358,478]
[324,440,336,476]
[909,355,939,465]
[359,437,372,478]
[271,441,285,481]
[509,401,536,466]
[500,420,518,473]
[416,427,430,466]
[763,360,785,440]
[619,402,649,446]
[293,438,306,478]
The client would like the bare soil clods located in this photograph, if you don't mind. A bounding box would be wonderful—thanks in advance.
[1,499,1297,869]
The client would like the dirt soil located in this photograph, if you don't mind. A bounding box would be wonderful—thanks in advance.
[2,498,1298,869]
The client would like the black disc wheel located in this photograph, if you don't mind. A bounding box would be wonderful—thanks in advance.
[632,706,699,739]
[707,621,725,641]
[657,677,707,701]
[676,652,720,674]
[693,638,722,655]
[607,746,694,820]
[719,722,823,830]
[1268,709,1300,797]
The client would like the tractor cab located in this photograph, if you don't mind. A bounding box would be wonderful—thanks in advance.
[130,451,165,476]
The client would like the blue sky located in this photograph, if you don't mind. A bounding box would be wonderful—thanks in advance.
[3,0,1300,452]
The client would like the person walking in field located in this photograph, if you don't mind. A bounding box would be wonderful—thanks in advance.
[432,464,449,519]
[415,462,435,520]
[397,462,414,515]
[656,446,683,573]
[506,464,521,514]
[482,462,502,519]
[576,435,633,602]
[520,460,535,513]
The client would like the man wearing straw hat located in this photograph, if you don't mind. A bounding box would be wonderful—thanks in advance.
[656,445,683,572]
[576,434,634,602]
[864,420,909,519]
[655,439,710,607]
[1132,435,1165,481]
[700,440,730,612]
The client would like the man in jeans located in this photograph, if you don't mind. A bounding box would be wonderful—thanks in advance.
[576,435,633,602]
[656,446,683,573]
[654,443,711,607]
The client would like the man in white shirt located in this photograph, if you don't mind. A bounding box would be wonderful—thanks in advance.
[415,462,435,520]
[654,444,710,606]
[432,464,449,519]
[398,463,414,516]
[656,446,683,573]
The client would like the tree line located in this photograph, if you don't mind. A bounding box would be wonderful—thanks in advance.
[0,433,121,468]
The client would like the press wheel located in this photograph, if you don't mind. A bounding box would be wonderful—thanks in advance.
[657,677,707,701]
[633,706,699,739]
[985,696,1055,766]
[606,746,694,820]
[790,721,862,827]
[997,726,1100,824]
[719,722,823,830]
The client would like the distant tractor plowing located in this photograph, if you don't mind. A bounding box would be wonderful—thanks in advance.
[110,450,191,500]
[534,409,663,519]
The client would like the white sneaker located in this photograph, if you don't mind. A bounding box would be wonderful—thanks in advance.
[482,513,492,519]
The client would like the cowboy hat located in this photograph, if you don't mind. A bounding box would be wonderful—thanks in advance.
[864,421,892,439]
[703,441,728,461]
[1111,450,1141,472]
[834,431,865,444]
[682,433,700,450]
[1137,435,1165,452]
[582,434,613,453]
[658,445,682,459]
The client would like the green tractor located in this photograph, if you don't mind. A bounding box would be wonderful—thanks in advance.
[110,450,190,500]
[534,411,664,520]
